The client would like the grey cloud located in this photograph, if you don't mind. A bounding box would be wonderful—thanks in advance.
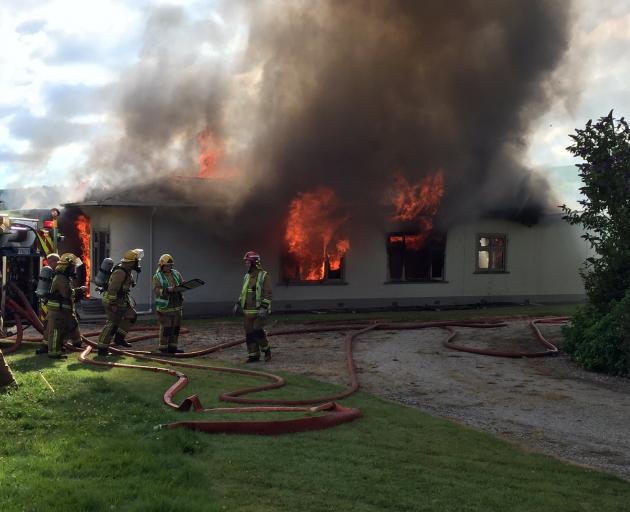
[44,32,140,67]
[44,83,113,118]
[8,110,96,151]
[15,19,46,34]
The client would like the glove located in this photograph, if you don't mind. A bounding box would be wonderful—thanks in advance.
[232,303,241,316]
[257,307,269,319]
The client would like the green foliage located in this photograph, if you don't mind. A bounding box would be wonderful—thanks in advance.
[562,112,630,374]
[1,350,630,511]
[562,290,630,376]
[563,111,630,311]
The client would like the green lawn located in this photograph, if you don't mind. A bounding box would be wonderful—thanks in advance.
[1,342,628,512]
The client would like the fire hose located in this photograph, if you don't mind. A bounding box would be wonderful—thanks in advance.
[0,293,568,435]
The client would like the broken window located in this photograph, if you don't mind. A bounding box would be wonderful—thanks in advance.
[387,232,446,281]
[281,250,345,284]
[92,230,110,278]
[476,234,506,272]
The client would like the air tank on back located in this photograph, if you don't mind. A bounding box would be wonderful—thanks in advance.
[94,258,114,290]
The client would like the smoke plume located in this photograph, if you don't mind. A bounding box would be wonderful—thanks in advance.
[82,0,573,236]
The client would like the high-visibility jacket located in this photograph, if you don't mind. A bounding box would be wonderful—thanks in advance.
[239,268,272,315]
[153,269,183,312]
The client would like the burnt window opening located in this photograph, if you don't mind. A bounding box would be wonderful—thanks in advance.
[92,230,110,279]
[281,251,346,284]
[476,234,506,272]
[387,232,446,282]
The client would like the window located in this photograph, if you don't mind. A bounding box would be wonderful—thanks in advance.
[281,250,345,284]
[476,234,506,272]
[387,232,446,281]
[92,230,110,278]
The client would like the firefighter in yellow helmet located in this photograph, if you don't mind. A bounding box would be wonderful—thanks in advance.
[35,252,60,355]
[45,253,84,358]
[152,253,185,354]
[97,249,143,356]
[234,251,272,362]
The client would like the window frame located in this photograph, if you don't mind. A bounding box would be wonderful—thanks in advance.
[92,229,110,279]
[475,233,508,273]
[385,231,447,283]
[279,251,347,285]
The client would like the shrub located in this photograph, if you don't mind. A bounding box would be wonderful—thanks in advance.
[562,289,630,376]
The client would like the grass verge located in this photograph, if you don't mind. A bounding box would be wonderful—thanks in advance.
[1,345,627,512]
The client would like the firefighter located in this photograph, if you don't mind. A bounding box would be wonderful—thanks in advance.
[45,253,83,358]
[36,253,60,355]
[234,251,272,362]
[97,249,143,356]
[152,254,184,354]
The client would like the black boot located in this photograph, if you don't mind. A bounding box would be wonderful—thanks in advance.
[263,348,272,362]
[113,332,132,348]
[97,347,109,356]
[167,346,184,354]
[48,353,67,359]
[246,355,260,363]
[35,344,48,355]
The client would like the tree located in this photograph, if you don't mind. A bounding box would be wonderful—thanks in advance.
[562,111,630,375]
[0,349,16,389]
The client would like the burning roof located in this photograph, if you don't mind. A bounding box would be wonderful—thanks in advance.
[69,0,571,251]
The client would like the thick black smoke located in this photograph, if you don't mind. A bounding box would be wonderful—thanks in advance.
[84,0,573,238]
[244,0,572,230]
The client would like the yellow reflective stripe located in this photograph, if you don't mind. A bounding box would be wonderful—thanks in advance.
[158,306,183,312]
[47,301,73,311]
[239,273,250,308]
[36,231,54,254]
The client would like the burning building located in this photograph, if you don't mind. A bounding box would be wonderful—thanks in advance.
[60,1,586,314]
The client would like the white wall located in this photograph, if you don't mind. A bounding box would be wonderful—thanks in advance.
[81,206,590,314]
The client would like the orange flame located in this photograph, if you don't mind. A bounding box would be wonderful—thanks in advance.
[391,170,444,222]
[197,128,224,178]
[75,214,91,297]
[284,187,350,281]
[389,170,444,250]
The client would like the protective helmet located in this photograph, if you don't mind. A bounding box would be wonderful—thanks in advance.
[57,253,83,268]
[121,248,145,263]
[158,254,174,267]
[243,250,261,265]
[46,253,60,267]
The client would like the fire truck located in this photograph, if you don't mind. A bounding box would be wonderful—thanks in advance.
[0,210,60,331]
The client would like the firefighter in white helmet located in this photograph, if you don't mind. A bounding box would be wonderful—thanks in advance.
[97,249,143,356]
[234,250,272,362]
[152,253,185,354]
[45,253,84,358]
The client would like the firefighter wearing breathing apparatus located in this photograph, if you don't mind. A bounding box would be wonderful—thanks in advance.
[152,254,184,354]
[97,249,143,356]
[35,252,60,355]
[234,251,272,363]
[45,253,84,358]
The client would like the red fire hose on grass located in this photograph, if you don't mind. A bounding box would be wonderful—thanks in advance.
[1,295,568,435]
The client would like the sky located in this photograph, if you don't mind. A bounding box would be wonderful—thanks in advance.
[0,0,629,210]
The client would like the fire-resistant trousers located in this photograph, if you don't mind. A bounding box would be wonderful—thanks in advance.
[157,310,182,351]
[47,309,81,357]
[243,314,270,359]
[97,302,137,350]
